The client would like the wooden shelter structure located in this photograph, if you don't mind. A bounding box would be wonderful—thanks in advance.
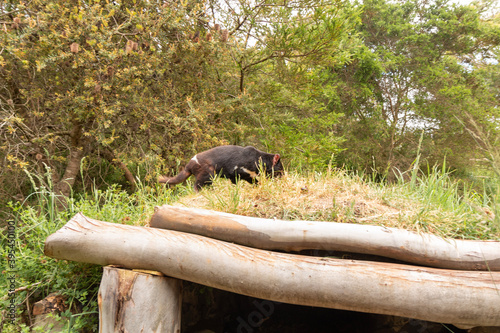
[44,205,500,332]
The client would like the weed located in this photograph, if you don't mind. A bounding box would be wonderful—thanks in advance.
[1,170,181,332]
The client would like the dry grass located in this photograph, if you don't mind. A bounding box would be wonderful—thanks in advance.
[170,169,499,240]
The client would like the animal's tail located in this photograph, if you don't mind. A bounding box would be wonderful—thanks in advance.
[158,170,192,185]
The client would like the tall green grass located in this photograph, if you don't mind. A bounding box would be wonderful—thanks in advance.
[389,160,498,239]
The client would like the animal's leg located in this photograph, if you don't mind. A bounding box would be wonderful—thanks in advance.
[193,167,215,191]
[237,167,259,184]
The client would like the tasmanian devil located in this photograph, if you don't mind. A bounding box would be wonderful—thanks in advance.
[158,145,283,191]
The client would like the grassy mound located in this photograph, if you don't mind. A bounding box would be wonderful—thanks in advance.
[177,169,499,240]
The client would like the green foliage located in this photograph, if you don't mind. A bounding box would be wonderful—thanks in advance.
[0,0,228,203]
[1,200,101,332]
[0,169,181,332]
[0,0,363,206]
[262,112,344,170]
[200,0,361,170]
[1,0,499,202]
[327,0,500,179]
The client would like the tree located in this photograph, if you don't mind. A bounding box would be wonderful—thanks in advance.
[207,0,361,168]
[326,0,500,178]
[0,0,362,209]
[0,0,226,206]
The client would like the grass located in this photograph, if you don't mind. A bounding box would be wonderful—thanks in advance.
[0,172,183,332]
[1,166,498,332]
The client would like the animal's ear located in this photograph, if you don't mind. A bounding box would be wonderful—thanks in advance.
[272,154,280,166]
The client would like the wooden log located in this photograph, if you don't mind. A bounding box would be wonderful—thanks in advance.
[44,213,500,327]
[98,266,181,333]
[32,293,70,332]
[149,205,500,271]
[32,293,68,316]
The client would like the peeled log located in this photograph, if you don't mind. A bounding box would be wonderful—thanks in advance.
[44,213,500,327]
[98,266,181,333]
[150,205,500,271]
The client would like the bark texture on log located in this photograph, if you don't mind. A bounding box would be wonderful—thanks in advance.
[98,266,181,333]
[32,293,68,316]
[150,205,500,271]
[45,213,500,327]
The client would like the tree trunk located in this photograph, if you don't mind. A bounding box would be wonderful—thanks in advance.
[239,68,245,92]
[54,122,84,208]
[99,266,181,333]
[99,147,136,190]
[55,147,84,197]
[44,213,500,328]
[149,205,500,271]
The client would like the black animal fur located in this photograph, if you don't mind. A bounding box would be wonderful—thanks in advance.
[159,145,283,191]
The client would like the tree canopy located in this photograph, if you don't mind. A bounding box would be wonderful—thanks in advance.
[329,0,500,178]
